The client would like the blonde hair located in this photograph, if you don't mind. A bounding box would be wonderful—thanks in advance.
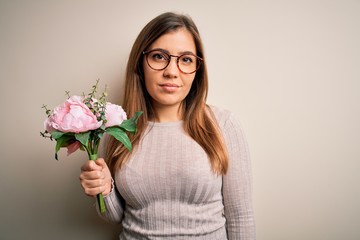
[106,12,228,175]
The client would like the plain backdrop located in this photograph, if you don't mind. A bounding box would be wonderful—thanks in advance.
[1,0,359,239]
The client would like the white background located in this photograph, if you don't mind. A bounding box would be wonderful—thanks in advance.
[1,0,359,239]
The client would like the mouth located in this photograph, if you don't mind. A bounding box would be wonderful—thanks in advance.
[159,83,180,92]
[159,83,179,88]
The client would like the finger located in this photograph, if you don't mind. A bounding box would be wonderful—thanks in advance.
[80,175,113,197]
[81,160,102,172]
[82,185,106,197]
[79,170,104,181]
[80,177,107,197]
[81,178,105,188]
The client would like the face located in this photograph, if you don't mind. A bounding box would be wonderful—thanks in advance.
[143,28,197,114]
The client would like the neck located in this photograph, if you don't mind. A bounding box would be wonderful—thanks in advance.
[151,104,184,122]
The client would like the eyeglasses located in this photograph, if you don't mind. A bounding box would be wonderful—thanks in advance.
[143,49,203,74]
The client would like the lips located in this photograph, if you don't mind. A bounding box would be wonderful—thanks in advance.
[159,83,180,92]
[159,83,179,88]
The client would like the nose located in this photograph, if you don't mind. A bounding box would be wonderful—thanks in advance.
[163,56,179,78]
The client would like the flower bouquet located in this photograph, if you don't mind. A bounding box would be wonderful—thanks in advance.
[41,80,142,213]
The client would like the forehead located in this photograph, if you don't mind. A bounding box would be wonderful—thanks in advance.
[149,28,196,54]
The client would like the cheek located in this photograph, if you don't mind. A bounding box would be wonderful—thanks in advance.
[143,65,154,90]
[144,78,153,98]
[183,76,197,97]
[144,78,154,95]
[184,75,195,89]
[143,70,160,98]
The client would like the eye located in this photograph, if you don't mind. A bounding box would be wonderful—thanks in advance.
[180,55,195,64]
[150,51,168,62]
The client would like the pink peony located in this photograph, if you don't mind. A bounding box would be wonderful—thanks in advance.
[105,103,127,127]
[44,95,102,133]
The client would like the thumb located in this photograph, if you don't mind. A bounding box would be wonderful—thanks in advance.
[95,158,108,169]
[81,160,101,171]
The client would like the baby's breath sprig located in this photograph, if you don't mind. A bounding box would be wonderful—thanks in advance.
[40,130,53,140]
[42,104,52,117]
[86,82,107,117]
[89,79,99,99]
[65,91,71,99]
[81,80,108,158]
[98,85,108,129]
[99,85,108,103]
[83,79,100,112]
[40,104,54,140]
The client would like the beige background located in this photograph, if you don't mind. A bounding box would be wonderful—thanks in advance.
[1,0,359,239]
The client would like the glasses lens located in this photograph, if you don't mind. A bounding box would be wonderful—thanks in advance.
[145,50,201,74]
[146,51,169,70]
[178,54,198,74]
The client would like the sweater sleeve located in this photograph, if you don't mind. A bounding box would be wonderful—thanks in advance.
[221,112,256,239]
[95,185,125,224]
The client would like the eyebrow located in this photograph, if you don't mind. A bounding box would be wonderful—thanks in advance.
[150,48,196,56]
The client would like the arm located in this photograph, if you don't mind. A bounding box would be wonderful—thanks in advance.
[80,158,124,224]
[222,113,256,239]
[96,182,125,224]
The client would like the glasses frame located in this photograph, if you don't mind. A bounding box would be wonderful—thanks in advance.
[143,49,203,74]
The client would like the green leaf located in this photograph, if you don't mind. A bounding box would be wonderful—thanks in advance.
[79,144,85,151]
[118,119,135,133]
[75,131,90,147]
[106,127,132,151]
[51,131,65,140]
[55,134,76,160]
[119,111,143,133]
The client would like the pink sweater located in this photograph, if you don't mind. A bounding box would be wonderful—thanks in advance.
[99,106,256,239]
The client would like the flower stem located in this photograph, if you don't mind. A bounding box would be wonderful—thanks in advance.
[89,153,106,213]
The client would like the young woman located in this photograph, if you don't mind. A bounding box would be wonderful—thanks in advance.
[79,12,256,239]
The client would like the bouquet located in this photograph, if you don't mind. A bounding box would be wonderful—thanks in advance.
[40,80,142,213]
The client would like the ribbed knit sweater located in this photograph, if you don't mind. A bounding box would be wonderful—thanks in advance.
[99,106,255,239]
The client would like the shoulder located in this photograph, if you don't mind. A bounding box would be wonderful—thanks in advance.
[207,105,249,156]
[207,104,239,129]
[207,105,248,141]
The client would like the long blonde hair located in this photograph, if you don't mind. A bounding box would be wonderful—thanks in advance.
[106,12,228,175]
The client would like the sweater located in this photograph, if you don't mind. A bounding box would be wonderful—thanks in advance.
[99,106,256,239]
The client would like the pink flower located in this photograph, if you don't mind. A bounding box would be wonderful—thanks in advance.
[44,95,102,133]
[105,103,127,127]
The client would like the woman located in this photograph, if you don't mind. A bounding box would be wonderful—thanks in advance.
[80,12,255,239]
